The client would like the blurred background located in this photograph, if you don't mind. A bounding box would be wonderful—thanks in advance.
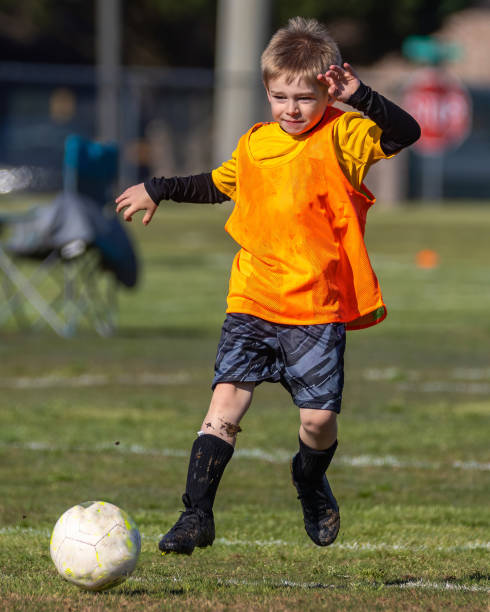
[0,0,489,204]
[0,0,489,338]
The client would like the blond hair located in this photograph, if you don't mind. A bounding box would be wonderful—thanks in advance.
[261,17,341,87]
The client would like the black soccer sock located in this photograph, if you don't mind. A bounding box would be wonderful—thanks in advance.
[184,434,234,514]
[294,437,338,483]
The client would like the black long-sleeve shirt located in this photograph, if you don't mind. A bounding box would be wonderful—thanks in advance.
[145,83,420,205]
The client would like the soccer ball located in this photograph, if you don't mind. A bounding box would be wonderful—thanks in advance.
[50,501,141,591]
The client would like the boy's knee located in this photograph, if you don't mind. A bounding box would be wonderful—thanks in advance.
[211,381,254,410]
[300,409,337,438]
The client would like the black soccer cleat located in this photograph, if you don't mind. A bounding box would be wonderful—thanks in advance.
[158,494,215,555]
[291,453,340,547]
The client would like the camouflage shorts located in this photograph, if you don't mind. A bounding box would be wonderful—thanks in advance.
[212,313,346,412]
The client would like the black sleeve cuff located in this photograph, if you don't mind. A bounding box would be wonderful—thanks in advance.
[144,179,161,205]
[346,82,371,110]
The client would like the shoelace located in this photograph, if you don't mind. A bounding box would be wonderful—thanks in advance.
[167,509,199,537]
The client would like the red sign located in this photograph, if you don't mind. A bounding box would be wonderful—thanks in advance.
[402,68,472,155]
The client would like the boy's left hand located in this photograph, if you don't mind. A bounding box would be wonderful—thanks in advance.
[317,63,360,104]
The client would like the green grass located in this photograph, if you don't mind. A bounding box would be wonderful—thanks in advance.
[0,200,489,610]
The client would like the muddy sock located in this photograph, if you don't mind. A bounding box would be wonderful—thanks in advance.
[294,437,338,483]
[184,434,234,514]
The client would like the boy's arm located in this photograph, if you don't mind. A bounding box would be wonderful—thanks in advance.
[145,173,230,205]
[346,83,421,155]
[115,173,230,225]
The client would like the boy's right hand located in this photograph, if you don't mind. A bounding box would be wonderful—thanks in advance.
[115,183,157,225]
[318,63,361,104]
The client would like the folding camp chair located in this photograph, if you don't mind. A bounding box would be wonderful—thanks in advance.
[0,135,138,337]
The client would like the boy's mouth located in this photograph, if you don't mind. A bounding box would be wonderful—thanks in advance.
[281,118,307,132]
[283,119,304,127]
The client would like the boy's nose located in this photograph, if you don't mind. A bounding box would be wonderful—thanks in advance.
[285,99,299,115]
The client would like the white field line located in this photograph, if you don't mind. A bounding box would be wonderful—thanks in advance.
[1,567,486,594]
[214,538,490,552]
[362,366,490,395]
[0,372,190,389]
[1,366,489,390]
[388,580,488,593]
[2,526,488,556]
[129,575,488,593]
[1,440,489,471]
[215,577,489,593]
[364,367,490,382]
[451,367,490,380]
[363,368,490,394]
[397,381,490,395]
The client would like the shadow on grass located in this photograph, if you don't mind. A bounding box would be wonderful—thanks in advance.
[119,583,188,596]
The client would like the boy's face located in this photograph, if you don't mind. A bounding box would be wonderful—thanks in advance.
[266,75,330,135]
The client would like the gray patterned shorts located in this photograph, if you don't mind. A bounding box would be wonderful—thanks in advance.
[212,313,346,412]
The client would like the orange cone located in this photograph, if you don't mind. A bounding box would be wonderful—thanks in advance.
[416,249,439,269]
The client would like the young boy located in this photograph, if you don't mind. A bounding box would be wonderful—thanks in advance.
[116,17,420,555]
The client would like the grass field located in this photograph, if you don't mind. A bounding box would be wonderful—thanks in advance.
[0,200,489,610]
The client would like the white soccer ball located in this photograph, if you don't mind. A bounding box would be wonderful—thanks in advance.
[50,501,141,591]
